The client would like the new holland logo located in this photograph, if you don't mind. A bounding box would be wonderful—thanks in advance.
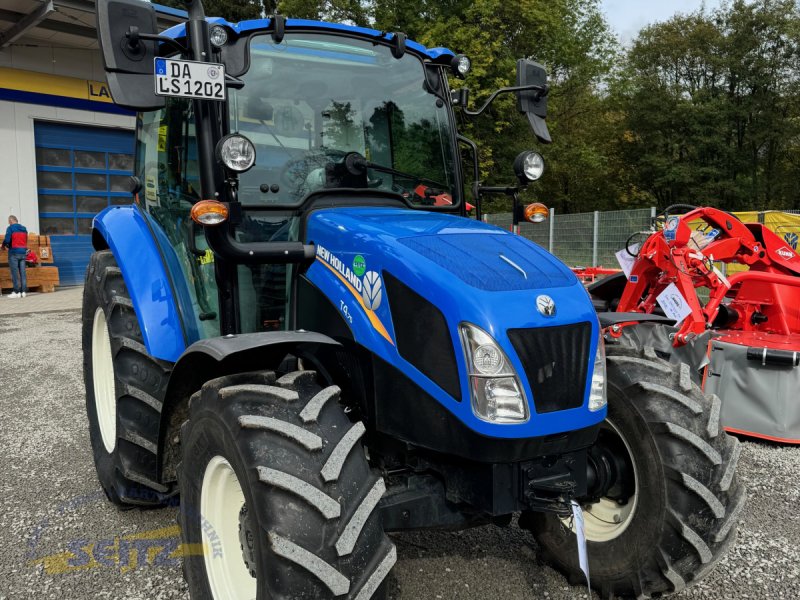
[536,294,556,317]
[362,271,383,310]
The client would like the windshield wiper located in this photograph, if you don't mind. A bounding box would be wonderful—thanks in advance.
[340,152,447,191]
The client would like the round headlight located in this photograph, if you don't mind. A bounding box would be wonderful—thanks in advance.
[451,54,471,79]
[209,25,229,48]
[215,134,256,173]
[514,151,545,183]
[473,344,504,375]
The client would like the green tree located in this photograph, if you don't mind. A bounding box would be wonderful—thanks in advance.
[617,0,800,211]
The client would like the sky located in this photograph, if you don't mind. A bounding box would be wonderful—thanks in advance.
[600,0,725,42]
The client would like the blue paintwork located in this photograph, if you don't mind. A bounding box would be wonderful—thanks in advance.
[50,237,95,287]
[92,205,187,362]
[305,207,606,439]
[161,17,455,61]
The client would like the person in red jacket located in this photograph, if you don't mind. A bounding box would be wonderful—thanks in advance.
[2,215,28,298]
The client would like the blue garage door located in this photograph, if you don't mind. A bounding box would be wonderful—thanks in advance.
[34,122,134,286]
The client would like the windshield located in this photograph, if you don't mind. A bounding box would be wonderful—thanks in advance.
[231,32,458,208]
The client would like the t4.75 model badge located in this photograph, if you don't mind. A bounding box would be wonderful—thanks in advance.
[536,294,556,316]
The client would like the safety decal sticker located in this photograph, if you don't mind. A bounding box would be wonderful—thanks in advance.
[664,216,680,242]
[315,245,393,346]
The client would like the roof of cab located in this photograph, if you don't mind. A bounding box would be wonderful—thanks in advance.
[161,17,455,61]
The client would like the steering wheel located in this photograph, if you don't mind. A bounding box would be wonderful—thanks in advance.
[279,149,347,191]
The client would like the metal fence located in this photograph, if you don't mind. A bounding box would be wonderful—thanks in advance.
[485,207,656,268]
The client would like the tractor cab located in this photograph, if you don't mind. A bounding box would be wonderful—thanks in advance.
[102,4,550,342]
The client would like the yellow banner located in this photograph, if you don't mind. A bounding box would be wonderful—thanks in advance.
[0,67,113,104]
[764,211,800,251]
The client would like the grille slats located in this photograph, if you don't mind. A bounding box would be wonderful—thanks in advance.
[508,323,592,413]
[384,272,461,401]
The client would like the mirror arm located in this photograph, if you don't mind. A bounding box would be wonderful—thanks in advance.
[457,134,481,220]
[462,83,548,117]
[225,74,245,89]
[478,185,519,196]
[126,27,188,54]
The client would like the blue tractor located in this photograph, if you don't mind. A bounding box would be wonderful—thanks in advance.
[84,1,743,598]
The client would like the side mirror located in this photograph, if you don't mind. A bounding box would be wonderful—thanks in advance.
[516,59,551,144]
[96,0,165,110]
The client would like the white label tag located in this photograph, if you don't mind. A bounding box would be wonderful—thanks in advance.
[656,282,693,325]
[615,244,639,278]
[710,261,731,290]
[570,501,591,589]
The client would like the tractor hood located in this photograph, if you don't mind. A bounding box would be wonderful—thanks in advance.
[303,206,603,439]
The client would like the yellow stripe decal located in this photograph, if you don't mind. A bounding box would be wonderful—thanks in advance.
[317,258,394,346]
[0,67,113,104]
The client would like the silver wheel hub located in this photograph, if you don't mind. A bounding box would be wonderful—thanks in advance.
[563,418,639,542]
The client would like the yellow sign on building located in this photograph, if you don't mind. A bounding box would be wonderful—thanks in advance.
[0,67,114,104]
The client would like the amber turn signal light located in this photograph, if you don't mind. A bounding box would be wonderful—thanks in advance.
[524,202,548,223]
[190,200,229,226]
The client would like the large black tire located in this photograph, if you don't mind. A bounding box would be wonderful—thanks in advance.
[179,369,395,599]
[525,344,745,599]
[82,250,174,506]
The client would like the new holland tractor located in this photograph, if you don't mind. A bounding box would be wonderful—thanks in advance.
[83,1,743,598]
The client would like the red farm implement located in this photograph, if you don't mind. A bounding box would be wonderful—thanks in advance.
[590,205,800,443]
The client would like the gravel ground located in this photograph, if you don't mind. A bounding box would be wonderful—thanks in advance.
[1,310,798,599]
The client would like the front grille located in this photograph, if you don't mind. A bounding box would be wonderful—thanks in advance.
[508,323,592,413]
[383,271,461,400]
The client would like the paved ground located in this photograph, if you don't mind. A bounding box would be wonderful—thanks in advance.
[0,286,82,315]
[1,306,799,599]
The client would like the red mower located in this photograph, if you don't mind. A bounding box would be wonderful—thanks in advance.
[590,205,800,443]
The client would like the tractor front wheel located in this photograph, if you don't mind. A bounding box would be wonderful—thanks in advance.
[179,369,395,599]
[82,250,174,506]
[524,344,745,598]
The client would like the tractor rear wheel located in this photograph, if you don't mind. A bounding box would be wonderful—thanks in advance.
[179,369,395,599]
[524,344,745,598]
[82,250,174,506]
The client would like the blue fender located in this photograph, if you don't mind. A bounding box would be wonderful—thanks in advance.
[92,205,187,363]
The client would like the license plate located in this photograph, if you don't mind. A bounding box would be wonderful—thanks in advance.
[154,57,226,101]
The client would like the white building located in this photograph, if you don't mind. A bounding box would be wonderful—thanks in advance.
[0,0,182,284]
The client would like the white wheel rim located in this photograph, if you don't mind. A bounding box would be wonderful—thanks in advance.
[92,307,117,454]
[564,419,639,542]
[201,455,257,600]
